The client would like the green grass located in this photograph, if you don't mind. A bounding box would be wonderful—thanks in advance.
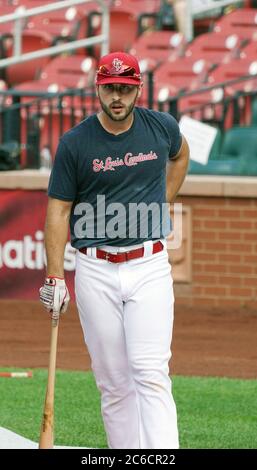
[0,368,256,449]
[173,376,257,449]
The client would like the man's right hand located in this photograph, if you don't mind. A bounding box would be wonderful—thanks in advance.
[39,277,70,321]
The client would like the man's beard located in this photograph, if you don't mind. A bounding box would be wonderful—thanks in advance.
[98,93,138,122]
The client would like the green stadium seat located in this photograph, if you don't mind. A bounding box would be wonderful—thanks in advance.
[251,97,257,126]
[189,126,257,176]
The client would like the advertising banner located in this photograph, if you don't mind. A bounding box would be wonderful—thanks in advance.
[0,190,75,300]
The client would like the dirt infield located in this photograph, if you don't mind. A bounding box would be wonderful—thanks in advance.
[0,300,256,379]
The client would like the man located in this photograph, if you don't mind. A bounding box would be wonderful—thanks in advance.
[39,51,189,449]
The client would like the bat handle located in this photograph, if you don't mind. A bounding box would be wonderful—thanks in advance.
[39,317,59,449]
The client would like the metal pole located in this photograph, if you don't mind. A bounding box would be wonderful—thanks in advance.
[13,16,22,57]
[100,0,110,57]
[185,0,193,42]
[0,35,106,68]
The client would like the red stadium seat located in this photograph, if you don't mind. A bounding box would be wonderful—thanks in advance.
[90,1,162,57]
[14,78,66,95]
[154,57,211,91]
[91,7,139,57]
[0,4,27,37]
[207,57,257,94]
[130,30,185,66]
[5,30,53,86]
[39,55,97,88]
[185,31,245,64]
[207,58,257,126]
[26,6,81,41]
[140,57,211,109]
[178,88,225,122]
[214,8,257,40]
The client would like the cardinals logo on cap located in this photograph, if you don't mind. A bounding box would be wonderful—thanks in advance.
[112,58,123,72]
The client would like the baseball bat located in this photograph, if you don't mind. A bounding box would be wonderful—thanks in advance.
[39,318,59,449]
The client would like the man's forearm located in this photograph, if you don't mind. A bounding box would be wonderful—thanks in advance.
[166,135,190,203]
[44,198,72,278]
[166,154,189,204]
[45,220,69,277]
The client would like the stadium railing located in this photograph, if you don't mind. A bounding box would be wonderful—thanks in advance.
[0,0,109,70]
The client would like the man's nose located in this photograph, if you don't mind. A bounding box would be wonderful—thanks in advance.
[111,86,122,98]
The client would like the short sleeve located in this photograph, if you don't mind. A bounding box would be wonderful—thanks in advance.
[165,113,182,161]
[48,139,77,201]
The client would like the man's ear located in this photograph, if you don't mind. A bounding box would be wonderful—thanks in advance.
[95,85,99,97]
[137,83,143,98]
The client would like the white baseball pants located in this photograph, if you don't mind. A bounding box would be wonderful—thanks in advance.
[75,240,179,449]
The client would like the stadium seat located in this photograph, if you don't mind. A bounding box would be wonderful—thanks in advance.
[5,30,53,86]
[39,55,97,88]
[207,58,257,94]
[129,30,185,67]
[139,56,212,110]
[189,157,242,175]
[178,87,225,123]
[0,4,25,37]
[14,79,66,96]
[185,31,244,64]
[214,8,257,40]
[90,1,162,57]
[14,54,97,101]
[206,57,257,127]
[221,125,257,157]
[26,6,81,42]
[189,126,257,175]
[154,57,211,93]
[90,7,140,57]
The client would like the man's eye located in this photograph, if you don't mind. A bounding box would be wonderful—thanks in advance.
[120,86,134,94]
[105,85,114,91]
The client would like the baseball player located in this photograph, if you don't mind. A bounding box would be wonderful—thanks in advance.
[39,51,189,449]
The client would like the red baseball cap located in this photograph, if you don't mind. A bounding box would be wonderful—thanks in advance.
[95,51,142,86]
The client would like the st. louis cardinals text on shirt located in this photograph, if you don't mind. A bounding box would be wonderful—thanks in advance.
[93,151,158,172]
[48,107,182,248]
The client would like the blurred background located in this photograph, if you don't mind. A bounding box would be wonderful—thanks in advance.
[0,0,256,309]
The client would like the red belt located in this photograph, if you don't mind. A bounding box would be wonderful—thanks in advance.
[79,241,164,263]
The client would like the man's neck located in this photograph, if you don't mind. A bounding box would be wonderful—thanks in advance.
[97,111,134,135]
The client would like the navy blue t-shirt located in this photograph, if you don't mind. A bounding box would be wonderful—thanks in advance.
[48,107,182,248]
